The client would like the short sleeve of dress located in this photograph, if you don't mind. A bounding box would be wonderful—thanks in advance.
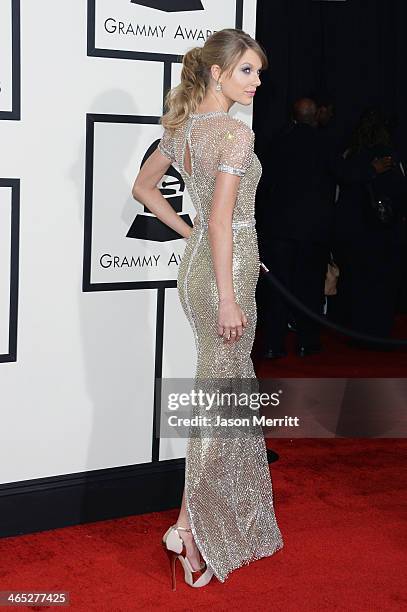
[158,127,175,163]
[217,121,255,177]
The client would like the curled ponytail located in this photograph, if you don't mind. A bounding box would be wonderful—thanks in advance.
[161,47,207,131]
[161,29,268,132]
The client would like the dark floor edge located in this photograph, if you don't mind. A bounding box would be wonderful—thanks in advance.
[0,458,185,539]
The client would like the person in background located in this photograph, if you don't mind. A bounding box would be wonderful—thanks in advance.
[315,93,335,129]
[259,98,336,358]
[332,108,407,346]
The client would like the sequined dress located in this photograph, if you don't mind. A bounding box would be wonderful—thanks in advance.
[158,111,283,582]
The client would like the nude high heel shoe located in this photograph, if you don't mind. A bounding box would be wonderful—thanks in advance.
[162,525,214,590]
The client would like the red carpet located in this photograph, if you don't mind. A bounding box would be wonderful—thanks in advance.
[0,438,405,611]
[1,319,406,609]
[253,315,407,377]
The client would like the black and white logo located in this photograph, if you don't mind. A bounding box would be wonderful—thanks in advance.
[88,0,243,62]
[130,0,204,11]
[0,0,20,120]
[127,140,192,242]
[83,115,196,291]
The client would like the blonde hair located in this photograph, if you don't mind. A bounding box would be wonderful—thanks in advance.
[161,28,268,131]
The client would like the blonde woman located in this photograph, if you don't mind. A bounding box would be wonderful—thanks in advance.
[132,28,283,589]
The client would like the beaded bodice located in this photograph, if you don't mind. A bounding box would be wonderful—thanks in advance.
[158,111,262,226]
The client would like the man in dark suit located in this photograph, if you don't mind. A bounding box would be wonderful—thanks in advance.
[259,98,336,357]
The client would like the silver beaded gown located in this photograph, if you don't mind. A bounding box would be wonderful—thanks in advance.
[158,111,284,583]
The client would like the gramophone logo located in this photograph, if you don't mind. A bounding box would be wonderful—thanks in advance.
[130,0,204,11]
[127,140,192,242]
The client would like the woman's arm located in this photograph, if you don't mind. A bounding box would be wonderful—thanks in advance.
[208,122,254,344]
[132,148,193,239]
[333,150,393,185]
[208,172,239,302]
[208,172,248,344]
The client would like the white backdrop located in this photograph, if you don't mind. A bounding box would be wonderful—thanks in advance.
[0,0,257,485]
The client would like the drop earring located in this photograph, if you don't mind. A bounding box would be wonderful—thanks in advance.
[216,80,222,92]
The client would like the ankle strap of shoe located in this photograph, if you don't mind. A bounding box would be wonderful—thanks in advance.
[175,526,192,532]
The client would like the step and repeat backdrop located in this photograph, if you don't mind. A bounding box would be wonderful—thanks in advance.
[0,0,257,485]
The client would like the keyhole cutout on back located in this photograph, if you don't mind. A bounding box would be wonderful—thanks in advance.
[184,141,192,178]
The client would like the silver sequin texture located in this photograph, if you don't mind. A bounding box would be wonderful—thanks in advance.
[158,111,284,582]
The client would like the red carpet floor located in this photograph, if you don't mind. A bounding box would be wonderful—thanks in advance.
[253,315,407,377]
[1,319,406,610]
[0,438,405,611]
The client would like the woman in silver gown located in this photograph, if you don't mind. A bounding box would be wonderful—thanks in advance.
[132,29,283,589]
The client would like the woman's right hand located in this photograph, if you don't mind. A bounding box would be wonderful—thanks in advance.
[217,298,248,344]
[372,156,394,174]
